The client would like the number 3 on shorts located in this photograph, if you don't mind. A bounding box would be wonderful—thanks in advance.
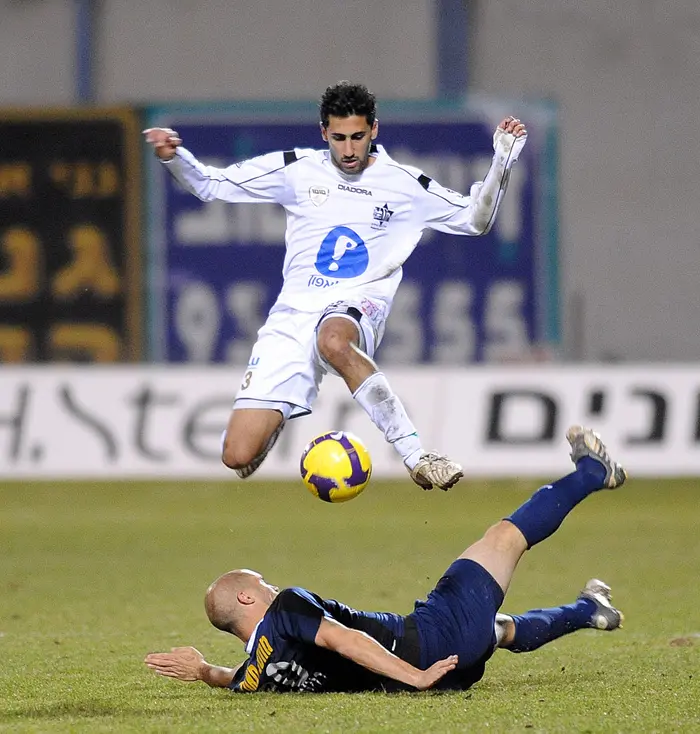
[241,370,252,390]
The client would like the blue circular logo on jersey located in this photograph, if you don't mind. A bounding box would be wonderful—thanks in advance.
[315,227,369,279]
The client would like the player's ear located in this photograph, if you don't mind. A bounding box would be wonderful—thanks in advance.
[371,119,379,140]
[320,123,328,142]
[237,590,255,606]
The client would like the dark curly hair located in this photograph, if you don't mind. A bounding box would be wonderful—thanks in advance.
[319,81,377,128]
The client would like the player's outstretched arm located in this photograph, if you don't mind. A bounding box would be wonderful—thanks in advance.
[144,646,241,688]
[314,617,457,690]
[143,127,290,205]
[467,115,528,234]
[420,115,528,236]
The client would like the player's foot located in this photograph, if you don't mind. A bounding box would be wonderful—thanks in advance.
[566,425,627,488]
[579,578,624,631]
[409,452,463,491]
[494,612,512,646]
[234,423,284,479]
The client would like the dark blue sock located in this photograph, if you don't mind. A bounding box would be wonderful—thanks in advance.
[506,457,606,549]
[506,598,597,653]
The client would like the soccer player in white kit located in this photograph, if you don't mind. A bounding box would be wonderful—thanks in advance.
[144,82,528,491]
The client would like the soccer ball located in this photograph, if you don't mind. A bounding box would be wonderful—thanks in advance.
[300,431,372,503]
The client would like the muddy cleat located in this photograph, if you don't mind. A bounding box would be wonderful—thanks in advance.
[234,423,285,479]
[566,425,627,488]
[410,452,463,491]
[579,578,624,631]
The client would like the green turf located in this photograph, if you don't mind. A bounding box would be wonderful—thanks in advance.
[1,477,699,733]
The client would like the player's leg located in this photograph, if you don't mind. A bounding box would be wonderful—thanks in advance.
[315,312,425,469]
[409,428,625,673]
[315,313,375,392]
[315,302,462,491]
[459,426,627,595]
[495,579,623,652]
[223,308,323,479]
[221,407,285,478]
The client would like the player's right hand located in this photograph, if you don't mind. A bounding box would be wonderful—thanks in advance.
[142,127,182,161]
[144,646,205,681]
[413,654,458,690]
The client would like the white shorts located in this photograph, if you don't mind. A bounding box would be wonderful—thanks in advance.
[234,297,388,419]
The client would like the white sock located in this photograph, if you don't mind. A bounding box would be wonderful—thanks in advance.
[353,372,423,469]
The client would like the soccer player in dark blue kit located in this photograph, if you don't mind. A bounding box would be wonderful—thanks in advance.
[145,426,627,693]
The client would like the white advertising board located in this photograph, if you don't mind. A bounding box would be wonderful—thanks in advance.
[1,365,699,479]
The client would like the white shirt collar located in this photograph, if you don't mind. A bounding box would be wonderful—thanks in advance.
[245,620,262,654]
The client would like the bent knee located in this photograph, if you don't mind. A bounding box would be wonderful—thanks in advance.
[221,437,263,470]
[317,331,356,365]
[481,521,527,553]
[317,318,361,363]
[222,409,284,471]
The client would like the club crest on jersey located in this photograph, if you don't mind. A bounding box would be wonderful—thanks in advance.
[371,203,394,230]
[309,186,330,206]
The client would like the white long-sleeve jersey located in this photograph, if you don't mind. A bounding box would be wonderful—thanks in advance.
[162,130,526,314]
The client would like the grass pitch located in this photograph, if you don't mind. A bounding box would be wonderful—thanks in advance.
[1,477,699,733]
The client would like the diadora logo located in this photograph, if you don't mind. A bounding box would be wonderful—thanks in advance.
[309,185,330,206]
[338,183,372,196]
[371,203,394,230]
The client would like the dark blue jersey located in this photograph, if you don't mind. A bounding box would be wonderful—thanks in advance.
[228,587,419,693]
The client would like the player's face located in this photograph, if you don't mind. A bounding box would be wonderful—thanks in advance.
[252,573,279,604]
[321,115,378,175]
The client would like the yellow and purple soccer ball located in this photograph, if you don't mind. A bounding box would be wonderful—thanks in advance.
[300,431,372,503]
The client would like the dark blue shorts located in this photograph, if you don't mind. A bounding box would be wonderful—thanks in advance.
[408,559,505,688]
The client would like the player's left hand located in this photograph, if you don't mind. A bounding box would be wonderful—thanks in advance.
[144,646,205,682]
[412,654,458,690]
[493,116,528,162]
[498,116,527,138]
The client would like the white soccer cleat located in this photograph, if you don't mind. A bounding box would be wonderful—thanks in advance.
[409,452,463,491]
[579,579,624,631]
[565,425,627,489]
